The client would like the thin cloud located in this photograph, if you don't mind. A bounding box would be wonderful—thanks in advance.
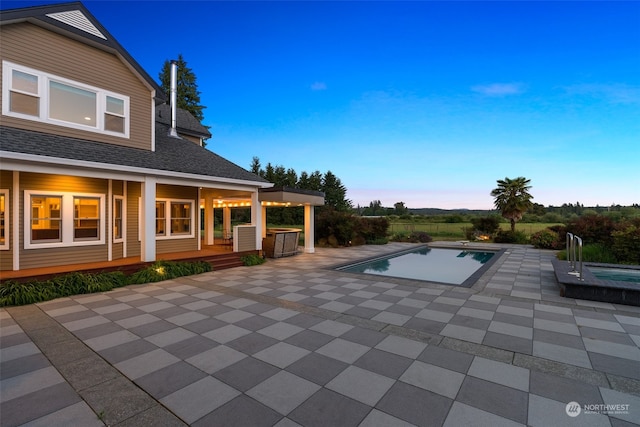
[471,83,526,96]
[310,81,327,91]
[563,83,640,104]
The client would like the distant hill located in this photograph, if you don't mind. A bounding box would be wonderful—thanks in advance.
[408,208,496,216]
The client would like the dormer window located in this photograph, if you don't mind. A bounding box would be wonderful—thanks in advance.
[3,61,129,138]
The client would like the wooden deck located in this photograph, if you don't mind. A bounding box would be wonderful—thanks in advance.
[0,244,259,283]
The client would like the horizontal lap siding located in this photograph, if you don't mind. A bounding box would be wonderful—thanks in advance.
[1,171,13,270]
[126,182,141,257]
[237,227,257,252]
[0,23,152,150]
[112,243,123,260]
[19,173,109,269]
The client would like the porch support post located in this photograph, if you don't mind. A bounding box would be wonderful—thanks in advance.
[204,193,214,245]
[140,176,156,262]
[251,191,262,250]
[304,205,315,253]
[12,171,19,270]
[197,187,202,251]
[223,206,231,241]
[108,180,113,261]
[261,205,267,238]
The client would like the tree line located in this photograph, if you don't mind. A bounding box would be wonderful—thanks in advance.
[248,157,352,224]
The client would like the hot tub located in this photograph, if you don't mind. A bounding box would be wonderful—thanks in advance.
[263,228,301,258]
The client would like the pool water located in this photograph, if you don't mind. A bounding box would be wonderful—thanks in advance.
[589,267,640,284]
[338,246,496,286]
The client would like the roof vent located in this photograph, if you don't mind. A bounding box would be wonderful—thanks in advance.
[46,10,106,40]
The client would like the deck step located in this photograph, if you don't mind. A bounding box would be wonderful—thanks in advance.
[3,251,258,283]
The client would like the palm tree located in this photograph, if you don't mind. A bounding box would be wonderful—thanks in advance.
[491,177,534,232]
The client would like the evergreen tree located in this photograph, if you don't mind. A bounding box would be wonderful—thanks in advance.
[159,54,206,122]
[322,171,352,211]
[250,156,261,175]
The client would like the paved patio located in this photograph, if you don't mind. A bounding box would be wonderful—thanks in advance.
[1,243,639,426]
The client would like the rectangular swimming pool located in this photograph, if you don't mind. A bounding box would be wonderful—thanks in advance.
[336,246,500,287]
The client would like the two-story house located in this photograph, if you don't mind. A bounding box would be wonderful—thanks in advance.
[0,2,323,277]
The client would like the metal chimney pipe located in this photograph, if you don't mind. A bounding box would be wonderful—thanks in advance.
[168,59,178,137]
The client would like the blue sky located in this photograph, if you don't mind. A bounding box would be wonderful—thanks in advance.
[4,1,640,209]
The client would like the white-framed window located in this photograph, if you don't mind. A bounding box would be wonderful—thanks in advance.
[24,190,105,249]
[0,190,8,250]
[170,202,191,235]
[74,196,100,241]
[156,198,194,239]
[156,201,166,236]
[113,196,124,242]
[3,61,130,138]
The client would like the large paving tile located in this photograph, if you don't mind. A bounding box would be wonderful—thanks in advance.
[253,342,310,369]
[160,376,240,424]
[316,338,370,364]
[285,352,348,386]
[444,401,525,427]
[135,355,207,395]
[376,381,452,427]
[456,376,528,424]
[326,365,395,406]
[528,394,610,427]
[247,371,321,415]
[214,357,280,392]
[400,360,465,399]
[288,388,370,427]
[186,345,246,374]
[467,356,529,391]
[376,333,427,356]
[192,395,281,427]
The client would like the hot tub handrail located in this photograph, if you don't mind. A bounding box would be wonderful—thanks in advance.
[566,233,584,281]
[575,235,584,281]
[566,232,575,270]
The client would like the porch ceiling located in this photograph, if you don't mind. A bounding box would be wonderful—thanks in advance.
[202,186,325,207]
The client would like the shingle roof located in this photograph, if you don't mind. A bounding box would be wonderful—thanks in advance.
[0,125,269,184]
[156,104,211,138]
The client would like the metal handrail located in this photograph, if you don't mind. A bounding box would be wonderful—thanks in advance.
[575,235,583,281]
[566,232,583,281]
[566,232,574,270]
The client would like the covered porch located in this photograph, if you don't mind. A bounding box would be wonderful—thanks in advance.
[202,186,325,255]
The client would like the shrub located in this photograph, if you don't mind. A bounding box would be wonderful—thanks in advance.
[389,231,410,242]
[470,216,502,236]
[316,208,389,246]
[530,229,560,249]
[241,254,266,266]
[566,214,615,246]
[368,237,389,245]
[0,271,127,307]
[357,216,390,244]
[408,231,433,243]
[611,222,640,264]
[127,260,211,285]
[494,230,529,244]
[316,208,357,246]
[581,244,618,263]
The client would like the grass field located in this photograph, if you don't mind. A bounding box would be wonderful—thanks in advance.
[389,222,562,240]
[267,222,561,242]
